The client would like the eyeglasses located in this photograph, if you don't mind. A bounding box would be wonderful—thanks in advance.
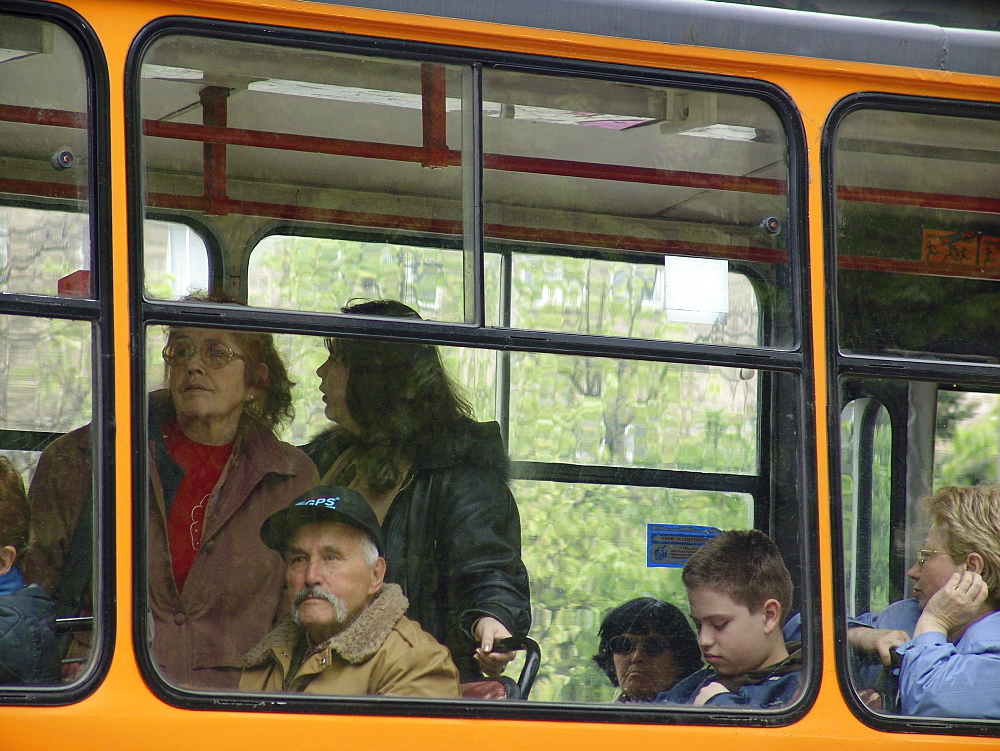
[916,549,940,565]
[162,337,245,369]
[608,635,672,657]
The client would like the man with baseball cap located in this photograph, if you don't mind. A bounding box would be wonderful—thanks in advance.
[239,485,460,696]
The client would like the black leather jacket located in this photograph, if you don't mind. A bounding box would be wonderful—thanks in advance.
[302,421,531,680]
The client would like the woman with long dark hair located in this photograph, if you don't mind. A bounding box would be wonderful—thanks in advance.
[303,300,530,681]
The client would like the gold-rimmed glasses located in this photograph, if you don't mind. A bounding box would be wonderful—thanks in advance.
[162,337,245,369]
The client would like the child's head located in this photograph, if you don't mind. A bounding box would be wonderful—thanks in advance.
[0,456,29,575]
[682,529,793,676]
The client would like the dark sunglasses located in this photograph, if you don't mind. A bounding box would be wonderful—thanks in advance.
[608,635,672,657]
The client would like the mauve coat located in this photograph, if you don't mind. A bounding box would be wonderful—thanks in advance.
[147,393,318,689]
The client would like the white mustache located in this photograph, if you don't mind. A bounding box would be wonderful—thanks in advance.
[292,585,348,625]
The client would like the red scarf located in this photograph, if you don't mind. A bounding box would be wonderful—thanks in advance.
[162,420,233,591]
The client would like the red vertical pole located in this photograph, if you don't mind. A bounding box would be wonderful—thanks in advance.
[421,64,450,168]
[200,86,230,214]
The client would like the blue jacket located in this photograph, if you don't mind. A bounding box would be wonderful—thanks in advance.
[897,608,1000,718]
[848,598,920,690]
[0,568,60,685]
[655,644,802,709]
[852,597,920,633]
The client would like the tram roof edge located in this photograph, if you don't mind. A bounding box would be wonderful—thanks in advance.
[305,0,1000,77]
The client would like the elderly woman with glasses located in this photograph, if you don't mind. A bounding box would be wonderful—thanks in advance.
[23,291,318,688]
[146,300,318,689]
[592,598,703,703]
[846,485,1000,718]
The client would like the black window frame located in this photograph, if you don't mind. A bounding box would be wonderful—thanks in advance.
[127,15,816,725]
[824,91,1000,736]
[0,0,114,706]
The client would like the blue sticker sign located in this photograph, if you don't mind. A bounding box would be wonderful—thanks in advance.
[647,524,721,568]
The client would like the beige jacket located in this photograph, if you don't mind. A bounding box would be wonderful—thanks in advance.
[240,584,460,697]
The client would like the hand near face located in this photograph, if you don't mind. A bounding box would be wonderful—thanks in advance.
[915,571,989,637]
[847,627,909,666]
[472,616,515,678]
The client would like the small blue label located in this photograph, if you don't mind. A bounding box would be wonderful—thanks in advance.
[647,524,721,568]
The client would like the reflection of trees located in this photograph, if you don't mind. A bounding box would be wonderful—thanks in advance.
[205,236,766,702]
[0,209,92,445]
[0,209,88,296]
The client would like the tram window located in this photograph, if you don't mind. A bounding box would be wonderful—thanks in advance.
[0,208,89,298]
[837,374,1000,722]
[833,107,1000,362]
[518,480,753,702]
[247,235,503,327]
[482,69,790,349]
[934,389,1000,487]
[135,25,809,716]
[139,37,470,318]
[0,316,95,687]
[508,353,759,475]
[143,220,209,299]
[0,10,101,694]
[840,397,893,619]
[0,15,91,298]
[140,322,806,710]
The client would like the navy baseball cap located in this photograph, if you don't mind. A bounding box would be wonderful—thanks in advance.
[260,485,384,555]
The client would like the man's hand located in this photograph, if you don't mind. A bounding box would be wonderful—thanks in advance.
[915,571,989,637]
[848,626,909,666]
[692,681,730,707]
[472,616,515,678]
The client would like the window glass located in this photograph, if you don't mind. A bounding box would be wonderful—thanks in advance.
[519,480,753,702]
[840,398,893,618]
[934,389,1000,487]
[140,37,470,318]
[505,253,760,344]
[143,219,209,298]
[0,17,91,297]
[142,324,801,708]
[838,376,1000,721]
[0,13,98,692]
[248,235,503,327]
[483,70,790,348]
[834,108,1000,361]
[0,315,94,686]
[510,353,759,474]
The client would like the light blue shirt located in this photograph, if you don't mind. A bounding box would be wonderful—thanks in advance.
[897,609,1000,719]
[851,597,920,633]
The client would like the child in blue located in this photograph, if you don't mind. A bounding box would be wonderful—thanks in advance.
[0,456,59,685]
[656,530,801,708]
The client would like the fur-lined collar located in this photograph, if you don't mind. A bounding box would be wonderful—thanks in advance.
[243,583,409,668]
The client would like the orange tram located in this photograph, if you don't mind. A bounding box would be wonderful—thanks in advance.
[1,0,1000,747]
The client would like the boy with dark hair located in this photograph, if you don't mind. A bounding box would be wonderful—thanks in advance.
[655,529,801,708]
[0,456,59,685]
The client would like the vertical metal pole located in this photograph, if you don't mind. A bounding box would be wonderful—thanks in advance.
[497,248,513,446]
[462,64,483,326]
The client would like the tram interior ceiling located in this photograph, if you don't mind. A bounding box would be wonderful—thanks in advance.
[2,42,998,290]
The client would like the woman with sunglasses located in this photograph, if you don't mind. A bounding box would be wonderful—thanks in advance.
[592,598,703,703]
[24,291,318,688]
